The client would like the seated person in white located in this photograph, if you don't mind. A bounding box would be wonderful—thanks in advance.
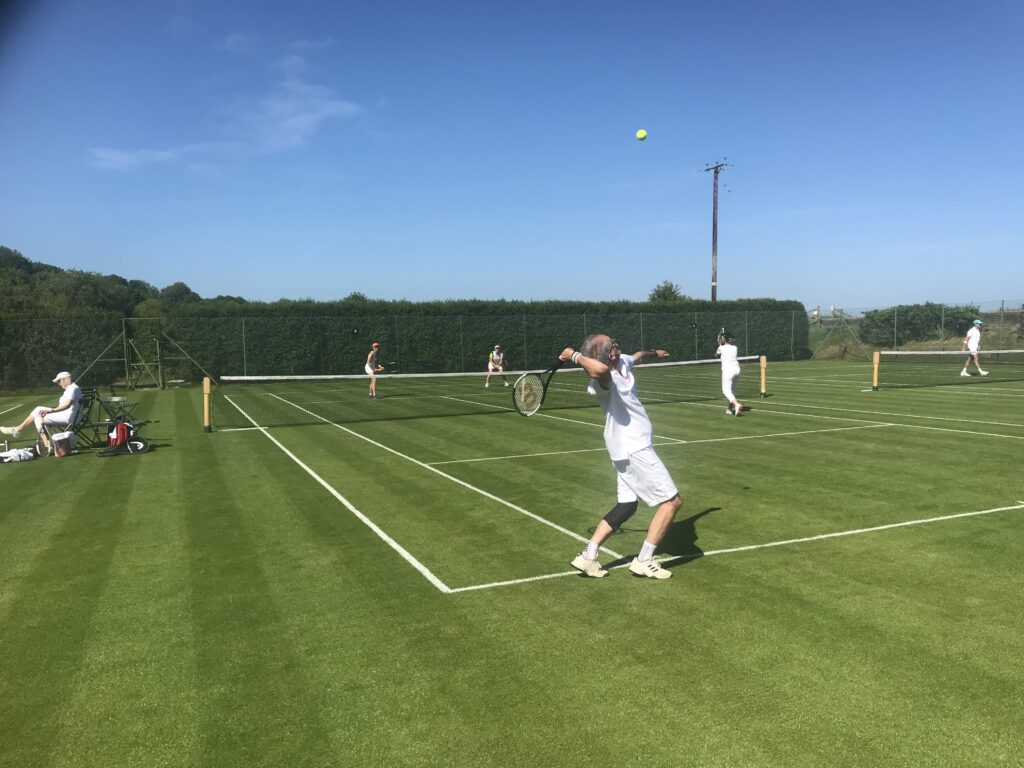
[1,371,83,449]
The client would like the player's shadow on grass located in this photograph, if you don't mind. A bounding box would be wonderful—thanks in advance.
[601,507,717,570]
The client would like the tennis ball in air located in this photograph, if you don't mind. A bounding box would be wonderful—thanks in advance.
[635,129,648,141]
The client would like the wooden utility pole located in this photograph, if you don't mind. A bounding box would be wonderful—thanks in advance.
[703,161,730,302]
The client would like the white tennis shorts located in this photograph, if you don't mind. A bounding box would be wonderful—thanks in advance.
[612,446,679,507]
[364,364,376,377]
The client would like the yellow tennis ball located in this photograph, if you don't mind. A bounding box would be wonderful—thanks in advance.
[635,129,648,141]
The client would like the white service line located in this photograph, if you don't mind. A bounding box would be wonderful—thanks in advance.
[756,400,1024,430]
[1,403,24,417]
[268,393,625,561]
[449,500,1024,593]
[223,395,453,593]
[429,424,894,466]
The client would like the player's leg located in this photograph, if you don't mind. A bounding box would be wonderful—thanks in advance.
[1,406,43,437]
[623,448,680,579]
[571,476,638,578]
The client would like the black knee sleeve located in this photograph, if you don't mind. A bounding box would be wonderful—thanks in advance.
[603,501,638,531]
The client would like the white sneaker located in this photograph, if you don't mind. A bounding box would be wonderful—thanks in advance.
[0,426,20,437]
[979,370,989,376]
[960,370,969,377]
[571,553,608,578]
[504,382,509,387]
[628,557,672,580]
[485,383,489,388]
[734,403,743,416]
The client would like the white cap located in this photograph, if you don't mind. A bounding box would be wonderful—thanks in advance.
[53,371,72,383]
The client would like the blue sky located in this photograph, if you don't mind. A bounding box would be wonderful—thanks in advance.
[1,0,1021,311]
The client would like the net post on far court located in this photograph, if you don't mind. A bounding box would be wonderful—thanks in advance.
[203,377,212,432]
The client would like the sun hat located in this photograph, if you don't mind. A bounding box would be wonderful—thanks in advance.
[52,371,71,383]
[973,319,983,325]
[494,344,501,349]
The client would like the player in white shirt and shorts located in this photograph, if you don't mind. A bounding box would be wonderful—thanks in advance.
[961,319,988,377]
[485,345,510,388]
[560,334,682,580]
[715,330,743,415]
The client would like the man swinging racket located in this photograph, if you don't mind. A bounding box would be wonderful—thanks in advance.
[561,334,681,580]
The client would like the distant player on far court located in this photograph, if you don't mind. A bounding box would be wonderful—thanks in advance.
[485,345,510,388]
[365,341,384,398]
[715,330,743,415]
[562,334,681,580]
[961,319,988,377]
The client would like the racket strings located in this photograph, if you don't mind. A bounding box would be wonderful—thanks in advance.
[513,374,544,415]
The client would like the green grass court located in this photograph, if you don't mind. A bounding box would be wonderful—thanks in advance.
[2,360,1023,767]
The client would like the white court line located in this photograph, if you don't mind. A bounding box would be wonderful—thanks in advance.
[223,395,453,593]
[1,403,24,416]
[268,393,625,560]
[753,400,1024,431]
[441,391,686,443]
[448,501,1024,593]
[680,399,890,425]
[428,424,894,466]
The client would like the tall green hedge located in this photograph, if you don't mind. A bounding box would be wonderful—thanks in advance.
[0,298,809,389]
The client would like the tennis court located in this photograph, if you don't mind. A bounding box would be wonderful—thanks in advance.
[2,359,1023,767]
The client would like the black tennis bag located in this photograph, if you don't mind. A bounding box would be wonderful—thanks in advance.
[97,416,150,457]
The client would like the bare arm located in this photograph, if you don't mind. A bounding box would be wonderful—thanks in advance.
[560,346,611,387]
[631,349,669,363]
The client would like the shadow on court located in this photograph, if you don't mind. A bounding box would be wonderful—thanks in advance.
[601,507,717,570]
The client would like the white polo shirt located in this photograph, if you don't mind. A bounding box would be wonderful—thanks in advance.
[966,326,981,353]
[587,354,653,461]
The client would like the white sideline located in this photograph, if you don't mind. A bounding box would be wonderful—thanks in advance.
[448,501,1024,593]
[753,399,1024,429]
[1,403,24,417]
[428,424,894,466]
[223,395,454,593]
[267,393,626,558]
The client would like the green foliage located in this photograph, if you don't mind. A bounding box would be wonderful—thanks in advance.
[648,279,688,302]
[858,302,978,347]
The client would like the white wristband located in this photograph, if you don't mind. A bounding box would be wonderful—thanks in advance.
[571,351,581,364]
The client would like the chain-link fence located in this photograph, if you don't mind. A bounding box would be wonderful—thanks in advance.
[0,310,811,391]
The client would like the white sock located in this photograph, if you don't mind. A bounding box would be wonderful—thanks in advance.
[583,541,599,560]
[638,540,657,561]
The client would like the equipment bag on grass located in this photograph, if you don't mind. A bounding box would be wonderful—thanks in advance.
[97,416,150,456]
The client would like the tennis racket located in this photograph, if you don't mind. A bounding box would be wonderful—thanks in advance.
[512,359,566,416]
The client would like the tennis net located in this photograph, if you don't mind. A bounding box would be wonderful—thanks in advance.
[872,349,1024,389]
[207,355,766,429]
